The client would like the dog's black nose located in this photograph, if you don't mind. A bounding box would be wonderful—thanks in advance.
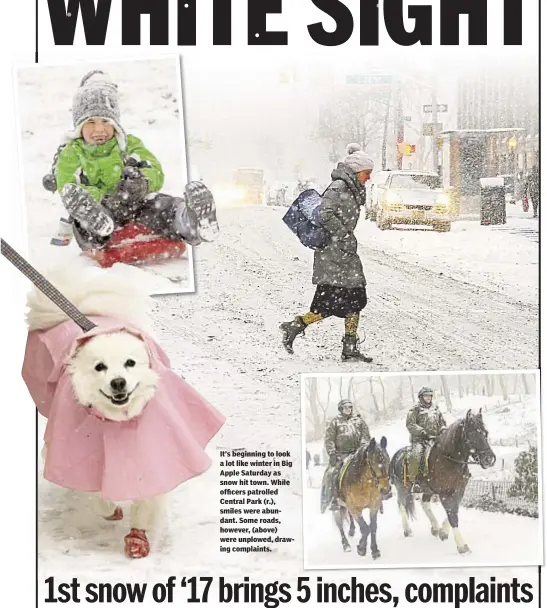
[110,377,127,392]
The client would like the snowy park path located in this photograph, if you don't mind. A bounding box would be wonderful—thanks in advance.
[304,488,540,569]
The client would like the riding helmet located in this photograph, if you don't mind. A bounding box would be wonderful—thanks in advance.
[338,399,353,413]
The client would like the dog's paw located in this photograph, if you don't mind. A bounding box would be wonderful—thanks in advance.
[124,528,150,559]
[103,506,123,521]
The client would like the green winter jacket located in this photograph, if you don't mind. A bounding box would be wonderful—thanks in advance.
[55,135,165,202]
[324,414,371,457]
[406,403,447,443]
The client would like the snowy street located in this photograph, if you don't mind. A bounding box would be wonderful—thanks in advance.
[160,203,538,377]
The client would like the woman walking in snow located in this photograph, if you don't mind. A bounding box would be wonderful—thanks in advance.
[280,144,374,362]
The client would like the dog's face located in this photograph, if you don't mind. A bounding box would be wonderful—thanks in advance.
[68,331,159,422]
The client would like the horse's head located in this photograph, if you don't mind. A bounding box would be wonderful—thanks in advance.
[367,436,391,491]
[462,409,496,469]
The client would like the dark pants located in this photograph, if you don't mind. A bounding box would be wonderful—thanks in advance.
[328,453,352,509]
[73,193,193,250]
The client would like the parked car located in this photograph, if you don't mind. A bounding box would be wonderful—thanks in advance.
[365,170,392,221]
[372,170,453,232]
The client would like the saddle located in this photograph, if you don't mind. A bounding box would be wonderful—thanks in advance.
[403,443,433,488]
[320,455,352,513]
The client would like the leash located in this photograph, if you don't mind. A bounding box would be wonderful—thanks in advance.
[1,239,97,333]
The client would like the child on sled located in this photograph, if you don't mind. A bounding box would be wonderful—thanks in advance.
[44,70,218,251]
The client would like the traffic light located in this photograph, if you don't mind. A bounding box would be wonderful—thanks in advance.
[397,143,416,156]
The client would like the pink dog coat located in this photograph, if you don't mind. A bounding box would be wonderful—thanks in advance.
[22,316,225,501]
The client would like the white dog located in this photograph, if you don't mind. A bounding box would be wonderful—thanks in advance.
[24,262,224,558]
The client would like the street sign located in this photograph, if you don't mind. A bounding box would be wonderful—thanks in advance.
[423,104,448,113]
[423,122,443,136]
[346,74,392,86]
[402,116,412,122]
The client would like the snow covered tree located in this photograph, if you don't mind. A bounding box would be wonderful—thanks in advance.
[509,446,538,503]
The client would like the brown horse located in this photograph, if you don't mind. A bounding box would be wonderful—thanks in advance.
[390,409,496,555]
[329,437,391,558]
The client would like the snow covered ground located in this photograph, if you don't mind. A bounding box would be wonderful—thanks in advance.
[15,57,193,295]
[354,203,538,308]
[304,487,540,569]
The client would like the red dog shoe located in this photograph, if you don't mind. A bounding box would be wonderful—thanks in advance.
[124,528,150,559]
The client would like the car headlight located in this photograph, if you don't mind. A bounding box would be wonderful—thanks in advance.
[385,190,402,205]
[216,187,246,202]
[436,193,451,207]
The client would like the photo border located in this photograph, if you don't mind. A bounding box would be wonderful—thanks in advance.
[12,52,196,297]
[300,368,543,571]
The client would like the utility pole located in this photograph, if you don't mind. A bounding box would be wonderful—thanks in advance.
[431,74,441,175]
[431,87,438,173]
[394,77,404,170]
[381,88,391,170]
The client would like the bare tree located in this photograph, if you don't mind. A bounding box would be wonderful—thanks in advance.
[521,374,531,395]
[498,375,509,402]
[314,89,386,160]
[368,377,381,414]
[307,378,323,440]
[484,375,494,397]
[378,377,387,415]
[408,376,416,403]
[458,376,464,399]
[440,376,453,412]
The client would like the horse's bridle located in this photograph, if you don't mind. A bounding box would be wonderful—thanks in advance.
[437,422,495,466]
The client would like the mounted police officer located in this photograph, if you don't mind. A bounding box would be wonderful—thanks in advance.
[406,387,447,491]
[322,399,371,511]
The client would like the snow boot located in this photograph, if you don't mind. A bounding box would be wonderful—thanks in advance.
[60,184,115,238]
[279,316,306,354]
[341,335,373,363]
[182,181,219,243]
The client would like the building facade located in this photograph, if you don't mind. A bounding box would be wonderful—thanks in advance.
[457,67,539,173]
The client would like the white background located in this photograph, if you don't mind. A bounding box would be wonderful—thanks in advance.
[0,1,544,606]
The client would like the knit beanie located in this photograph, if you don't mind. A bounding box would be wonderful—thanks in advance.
[68,70,127,150]
[343,143,375,173]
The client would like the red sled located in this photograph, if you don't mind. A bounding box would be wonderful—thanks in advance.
[82,223,187,269]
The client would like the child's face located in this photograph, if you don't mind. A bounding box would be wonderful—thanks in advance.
[81,117,115,145]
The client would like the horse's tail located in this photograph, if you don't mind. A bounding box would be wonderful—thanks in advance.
[389,447,406,482]
[403,491,416,520]
[390,447,416,520]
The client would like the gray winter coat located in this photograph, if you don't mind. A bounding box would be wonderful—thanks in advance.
[324,413,371,457]
[313,163,367,289]
[406,403,447,444]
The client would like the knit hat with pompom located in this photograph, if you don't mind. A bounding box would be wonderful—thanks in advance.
[343,143,375,173]
[67,70,127,150]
